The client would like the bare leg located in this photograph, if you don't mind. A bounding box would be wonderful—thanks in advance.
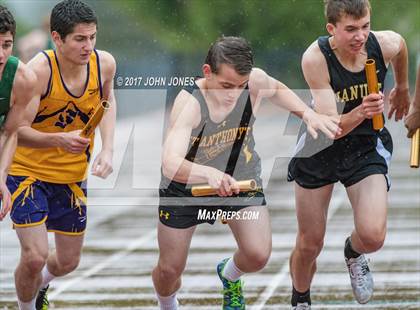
[228,206,271,273]
[343,174,387,304]
[289,183,333,292]
[47,233,84,277]
[15,225,49,302]
[152,222,196,296]
[346,174,387,254]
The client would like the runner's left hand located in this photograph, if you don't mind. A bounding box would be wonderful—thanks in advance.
[388,87,410,121]
[405,105,420,138]
[0,182,12,221]
[91,149,113,179]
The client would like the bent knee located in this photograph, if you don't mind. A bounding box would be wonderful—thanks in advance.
[58,257,80,274]
[242,248,271,271]
[296,235,324,259]
[156,262,185,282]
[21,252,47,274]
[358,228,386,252]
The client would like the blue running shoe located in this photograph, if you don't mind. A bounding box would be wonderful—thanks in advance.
[217,258,245,310]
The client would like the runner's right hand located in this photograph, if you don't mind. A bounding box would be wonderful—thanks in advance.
[57,130,90,154]
[205,167,240,197]
[360,92,384,120]
[0,182,12,221]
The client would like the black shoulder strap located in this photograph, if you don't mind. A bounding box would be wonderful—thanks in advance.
[224,86,252,176]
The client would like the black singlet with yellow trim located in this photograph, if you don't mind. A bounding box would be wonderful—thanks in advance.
[320,32,387,135]
[160,79,265,207]
[287,32,393,189]
[292,32,389,156]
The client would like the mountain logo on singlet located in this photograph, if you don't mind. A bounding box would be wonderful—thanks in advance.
[33,101,92,129]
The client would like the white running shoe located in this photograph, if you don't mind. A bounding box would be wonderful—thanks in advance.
[292,302,311,310]
[345,254,374,304]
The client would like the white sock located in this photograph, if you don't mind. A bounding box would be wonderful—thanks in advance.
[40,265,55,289]
[157,292,179,310]
[17,297,36,310]
[222,257,244,282]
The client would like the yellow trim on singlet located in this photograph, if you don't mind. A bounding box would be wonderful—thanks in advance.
[10,50,103,183]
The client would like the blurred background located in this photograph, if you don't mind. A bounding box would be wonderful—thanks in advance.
[4,0,420,117]
[5,0,420,89]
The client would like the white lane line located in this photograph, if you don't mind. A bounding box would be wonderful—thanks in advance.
[251,187,347,310]
[49,228,157,300]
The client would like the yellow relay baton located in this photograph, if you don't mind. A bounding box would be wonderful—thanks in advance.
[191,179,257,197]
[80,100,110,138]
[410,128,420,168]
[365,59,384,130]
[191,179,258,225]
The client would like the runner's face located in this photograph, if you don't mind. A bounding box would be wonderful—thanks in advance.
[203,63,249,106]
[54,23,97,65]
[0,31,13,71]
[327,12,371,55]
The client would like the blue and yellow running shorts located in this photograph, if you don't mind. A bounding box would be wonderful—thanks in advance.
[7,175,87,235]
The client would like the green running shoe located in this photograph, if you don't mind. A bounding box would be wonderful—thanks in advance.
[217,258,245,310]
[36,285,49,310]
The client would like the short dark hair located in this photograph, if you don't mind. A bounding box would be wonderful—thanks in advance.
[50,0,97,40]
[205,36,254,76]
[0,5,16,37]
[324,0,371,24]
